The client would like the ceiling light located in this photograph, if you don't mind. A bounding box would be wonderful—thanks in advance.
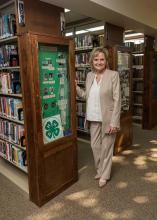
[76,30,89,35]
[125,33,144,37]
[64,8,70,13]
[87,26,104,32]
[65,32,73,36]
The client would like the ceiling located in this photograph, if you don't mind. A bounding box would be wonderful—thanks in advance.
[41,0,157,38]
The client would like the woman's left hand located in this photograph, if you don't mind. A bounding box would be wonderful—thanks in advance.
[108,126,119,134]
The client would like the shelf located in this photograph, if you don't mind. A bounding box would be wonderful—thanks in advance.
[132,115,142,120]
[77,127,89,133]
[0,115,24,125]
[132,91,144,94]
[132,65,143,69]
[133,122,142,127]
[75,64,90,68]
[0,137,26,151]
[0,93,22,98]
[132,51,144,54]
[0,153,27,173]
[0,35,17,44]
[132,78,143,81]
[118,67,130,71]
[0,66,20,71]
[75,46,93,52]
[77,81,85,85]
[77,113,85,117]
[133,103,143,107]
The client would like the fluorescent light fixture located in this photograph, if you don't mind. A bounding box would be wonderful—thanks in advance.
[125,30,133,33]
[76,30,89,35]
[65,32,73,36]
[75,25,104,35]
[64,8,70,13]
[87,26,104,32]
[125,33,144,37]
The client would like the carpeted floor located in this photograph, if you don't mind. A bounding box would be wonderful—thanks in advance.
[0,125,157,220]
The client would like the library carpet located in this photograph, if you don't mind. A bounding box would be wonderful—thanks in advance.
[0,126,157,220]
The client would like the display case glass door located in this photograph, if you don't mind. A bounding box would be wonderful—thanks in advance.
[38,44,71,144]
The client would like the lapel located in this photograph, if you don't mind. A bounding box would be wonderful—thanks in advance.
[86,72,95,98]
[100,69,107,94]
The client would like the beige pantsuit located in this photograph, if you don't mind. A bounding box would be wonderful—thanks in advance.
[76,69,121,180]
[90,122,116,180]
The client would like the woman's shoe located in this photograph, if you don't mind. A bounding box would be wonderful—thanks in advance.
[94,174,100,180]
[99,179,107,187]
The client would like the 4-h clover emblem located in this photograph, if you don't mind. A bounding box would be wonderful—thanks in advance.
[43,115,63,144]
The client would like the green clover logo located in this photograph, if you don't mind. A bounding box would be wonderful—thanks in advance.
[45,120,60,139]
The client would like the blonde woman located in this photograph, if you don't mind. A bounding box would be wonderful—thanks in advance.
[76,47,121,187]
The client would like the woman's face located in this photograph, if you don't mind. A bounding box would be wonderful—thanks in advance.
[92,52,106,74]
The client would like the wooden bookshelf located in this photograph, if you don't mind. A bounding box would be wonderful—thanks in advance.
[0,2,26,174]
[0,0,77,207]
[130,35,157,129]
[75,33,104,133]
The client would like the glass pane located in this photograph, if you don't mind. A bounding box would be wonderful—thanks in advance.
[117,51,131,112]
[38,43,71,144]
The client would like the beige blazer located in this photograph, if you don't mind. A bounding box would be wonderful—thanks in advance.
[76,68,121,134]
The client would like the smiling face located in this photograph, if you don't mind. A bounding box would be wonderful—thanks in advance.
[92,52,106,74]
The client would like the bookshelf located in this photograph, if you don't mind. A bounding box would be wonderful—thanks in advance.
[0,1,26,172]
[0,0,77,207]
[132,42,144,126]
[128,35,157,129]
[75,33,104,134]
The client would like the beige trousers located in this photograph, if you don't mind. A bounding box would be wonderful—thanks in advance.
[90,121,116,180]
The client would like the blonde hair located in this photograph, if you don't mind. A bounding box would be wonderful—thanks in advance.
[89,47,109,71]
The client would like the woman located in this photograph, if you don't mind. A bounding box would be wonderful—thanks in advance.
[76,47,121,187]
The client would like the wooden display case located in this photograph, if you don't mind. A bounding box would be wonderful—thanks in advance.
[19,32,77,206]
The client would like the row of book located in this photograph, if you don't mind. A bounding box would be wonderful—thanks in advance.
[133,43,144,52]
[125,42,134,48]
[75,34,104,49]
[132,69,143,78]
[76,70,87,82]
[0,71,21,94]
[77,116,85,129]
[75,35,93,49]
[133,81,144,91]
[77,102,86,116]
[0,14,16,39]
[0,97,23,121]
[133,107,143,116]
[0,44,19,67]
[118,69,130,112]
[133,94,143,104]
[0,140,27,170]
[75,53,90,66]
[133,55,144,65]
[0,119,25,146]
